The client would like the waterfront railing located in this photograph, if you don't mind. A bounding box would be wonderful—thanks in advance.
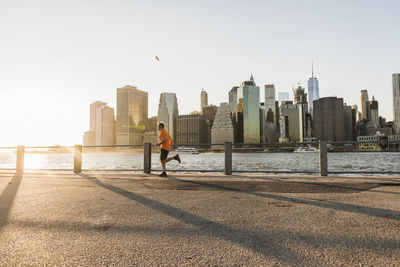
[0,141,400,176]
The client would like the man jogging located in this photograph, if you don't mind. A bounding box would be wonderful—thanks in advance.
[156,122,181,177]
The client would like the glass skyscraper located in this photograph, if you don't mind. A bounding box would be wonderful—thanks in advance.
[307,66,319,114]
[237,75,260,143]
[157,93,179,140]
[116,85,148,145]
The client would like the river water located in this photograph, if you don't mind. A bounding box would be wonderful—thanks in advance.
[0,151,399,174]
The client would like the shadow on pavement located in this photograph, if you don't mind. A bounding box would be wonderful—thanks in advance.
[0,174,23,230]
[165,177,400,221]
[78,173,322,265]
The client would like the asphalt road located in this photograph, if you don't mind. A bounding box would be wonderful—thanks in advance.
[1,171,400,266]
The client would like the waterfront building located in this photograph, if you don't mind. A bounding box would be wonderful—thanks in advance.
[352,105,362,122]
[279,113,289,143]
[293,84,307,105]
[228,87,238,112]
[202,105,218,124]
[265,84,276,120]
[393,74,400,134]
[278,92,290,102]
[90,101,107,133]
[176,114,209,145]
[200,89,208,111]
[145,116,158,132]
[264,84,277,143]
[360,90,369,120]
[313,97,345,142]
[307,64,320,115]
[280,101,301,142]
[259,103,266,143]
[236,75,260,143]
[83,131,95,146]
[95,106,115,146]
[343,104,354,141]
[211,103,235,148]
[388,135,400,150]
[116,85,148,145]
[369,96,379,126]
[157,93,179,140]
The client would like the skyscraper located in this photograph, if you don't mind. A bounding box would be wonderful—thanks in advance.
[264,84,277,142]
[176,114,208,145]
[157,93,179,140]
[264,84,276,121]
[200,89,208,111]
[116,85,148,145]
[360,90,369,120]
[211,103,235,148]
[369,96,379,126]
[228,87,238,112]
[237,75,260,143]
[96,106,115,146]
[313,97,345,142]
[293,84,307,105]
[90,101,107,133]
[393,74,400,134]
[307,63,319,114]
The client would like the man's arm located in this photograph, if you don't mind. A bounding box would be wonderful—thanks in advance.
[156,135,166,146]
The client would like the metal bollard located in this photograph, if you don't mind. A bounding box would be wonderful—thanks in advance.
[74,144,82,174]
[225,142,232,175]
[144,143,152,174]
[16,145,25,177]
[319,141,328,176]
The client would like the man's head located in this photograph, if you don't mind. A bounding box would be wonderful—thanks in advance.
[158,122,165,131]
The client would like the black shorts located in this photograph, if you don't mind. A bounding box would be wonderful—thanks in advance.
[160,149,169,161]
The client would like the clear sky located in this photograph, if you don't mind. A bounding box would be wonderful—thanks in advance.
[0,0,399,146]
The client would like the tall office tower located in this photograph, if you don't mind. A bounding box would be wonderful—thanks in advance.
[236,75,260,143]
[264,84,276,143]
[293,84,307,104]
[280,101,301,142]
[360,90,369,120]
[278,92,290,102]
[393,74,400,134]
[293,85,308,141]
[228,87,238,112]
[96,106,115,146]
[200,89,208,111]
[259,103,266,143]
[264,84,276,120]
[352,105,362,122]
[369,96,379,126]
[202,105,218,125]
[90,101,107,132]
[84,100,107,146]
[157,93,179,140]
[176,114,208,145]
[211,103,234,148]
[343,104,354,141]
[307,64,320,114]
[116,85,148,145]
[313,97,345,142]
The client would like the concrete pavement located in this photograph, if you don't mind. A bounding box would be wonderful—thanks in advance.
[1,171,400,266]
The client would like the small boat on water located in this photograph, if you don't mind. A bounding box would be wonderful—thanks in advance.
[174,147,200,154]
[294,146,319,153]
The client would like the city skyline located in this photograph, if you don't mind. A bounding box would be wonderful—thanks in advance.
[1,0,400,146]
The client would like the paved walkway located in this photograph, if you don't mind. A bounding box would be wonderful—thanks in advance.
[1,171,400,266]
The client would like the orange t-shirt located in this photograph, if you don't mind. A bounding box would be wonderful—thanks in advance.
[159,129,172,151]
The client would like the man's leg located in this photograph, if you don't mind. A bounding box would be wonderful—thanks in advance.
[161,160,167,172]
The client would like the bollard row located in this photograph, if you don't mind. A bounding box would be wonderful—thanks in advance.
[14,142,329,177]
